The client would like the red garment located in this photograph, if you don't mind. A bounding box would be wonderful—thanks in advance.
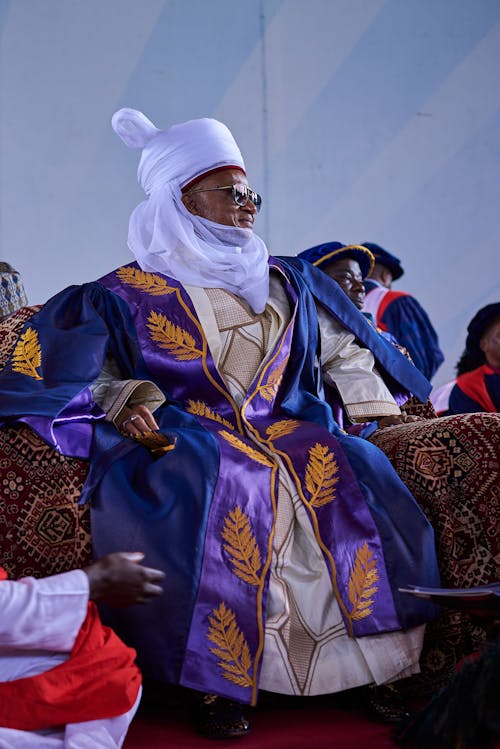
[375,289,409,331]
[455,365,497,413]
[0,598,141,730]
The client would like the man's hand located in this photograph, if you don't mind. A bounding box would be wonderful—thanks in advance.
[119,405,159,435]
[84,552,165,607]
[377,414,424,429]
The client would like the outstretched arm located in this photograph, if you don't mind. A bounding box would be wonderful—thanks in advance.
[84,551,165,607]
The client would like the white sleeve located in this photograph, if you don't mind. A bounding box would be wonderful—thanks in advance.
[90,356,166,426]
[0,570,89,652]
[318,306,401,422]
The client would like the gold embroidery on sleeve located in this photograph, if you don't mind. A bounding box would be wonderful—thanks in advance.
[116,266,177,295]
[257,360,286,402]
[12,327,43,380]
[265,419,300,441]
[348,542,379,621]
[208,602,253,687]
[304,443,339,507]
[219,430,274,468]
[222,507,262,587]
[186,400,235,430]
[146,310,203,360]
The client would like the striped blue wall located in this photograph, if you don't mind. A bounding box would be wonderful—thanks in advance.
[1,0,499,385]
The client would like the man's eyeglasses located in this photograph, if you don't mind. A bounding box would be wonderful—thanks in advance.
[188,183,262,213]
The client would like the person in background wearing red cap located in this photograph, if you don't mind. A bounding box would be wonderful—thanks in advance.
[362,243,444,381]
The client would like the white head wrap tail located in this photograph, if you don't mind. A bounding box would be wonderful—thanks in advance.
[111,108,160,149]
[112,108,269,312]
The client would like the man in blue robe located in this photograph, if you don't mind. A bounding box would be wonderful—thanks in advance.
[0,109,439,738]
[362,243,444,381]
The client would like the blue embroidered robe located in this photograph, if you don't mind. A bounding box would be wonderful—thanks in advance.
[0,258,439,704]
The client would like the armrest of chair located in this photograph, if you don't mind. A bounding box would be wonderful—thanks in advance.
[401,395,438,419]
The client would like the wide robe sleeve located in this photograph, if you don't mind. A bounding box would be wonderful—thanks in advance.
[275,257,432,406]
[0,570,88,652]
[90,357,166,427]
[317,307,401,422]
[0,282,153,456]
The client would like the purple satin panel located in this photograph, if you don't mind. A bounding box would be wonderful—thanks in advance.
[241,274,400,636]
[180,429,276,703]
[99,266,240,428]
[20,388,104,458]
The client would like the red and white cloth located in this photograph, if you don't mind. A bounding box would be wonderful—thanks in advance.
[0,566,141,748]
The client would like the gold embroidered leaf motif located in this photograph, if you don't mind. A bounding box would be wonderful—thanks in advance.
[12,327,43,380]
[348,542,379,621]
[116,266,177,295]
[186,400,235,430]
[146,310,202,361]
[222,507,262,586]
[258,360,286,402]
[219,430,274,468]
[208,602,253,687]
[304,443,339,507]
[266,419,300,441]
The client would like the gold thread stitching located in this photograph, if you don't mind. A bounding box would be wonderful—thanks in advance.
[257,359,286,402]
[146,310,203,360]
[305,443,339,507]
[222,507,262,587]
[12,327,43,380]
[219,430,274,468]
[207,602,253,687]
[348,542,379,621]
[265,419,300,440]
[186,400,235,430]
[116,266,177,295]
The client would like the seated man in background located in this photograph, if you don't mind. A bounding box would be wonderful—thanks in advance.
[0,551,164,749]
[0,108,441,738]
[296,241,423,431]
[362,242,444,381]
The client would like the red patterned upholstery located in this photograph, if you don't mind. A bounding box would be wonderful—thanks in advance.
[370,411,500,692]
[0,307,91,578]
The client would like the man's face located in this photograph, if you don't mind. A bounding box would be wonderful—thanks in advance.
[182,168,257,230]
[480,317,500,368]
[323,258,365,309]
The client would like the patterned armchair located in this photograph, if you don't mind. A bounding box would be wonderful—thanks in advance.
[0,306,91,578]
[0,305,498,694]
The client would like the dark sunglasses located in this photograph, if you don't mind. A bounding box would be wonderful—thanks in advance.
[188,183,262,212]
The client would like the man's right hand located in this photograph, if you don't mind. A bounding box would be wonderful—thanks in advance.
[84,552,165,607]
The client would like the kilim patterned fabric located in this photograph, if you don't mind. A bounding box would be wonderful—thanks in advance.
[0,306,91,580]
[370,411,500,694]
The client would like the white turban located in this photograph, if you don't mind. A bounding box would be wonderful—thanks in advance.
[112,108,269,312]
